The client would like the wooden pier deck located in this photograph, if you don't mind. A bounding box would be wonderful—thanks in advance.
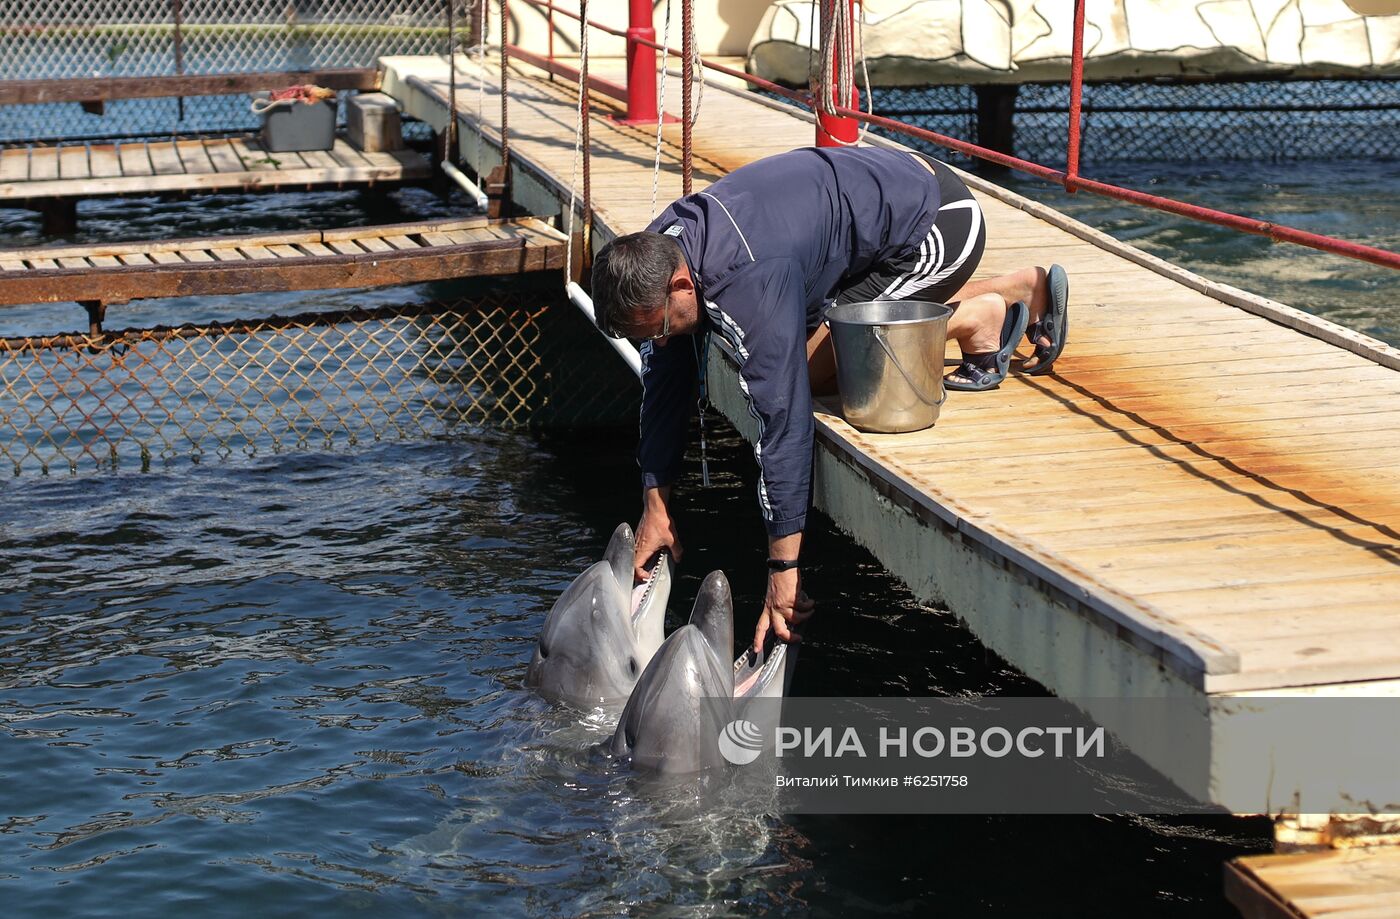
[0,216,566,305]
[383,54,1400,814]
[1228,848,1400,918]
[0,135,429,208]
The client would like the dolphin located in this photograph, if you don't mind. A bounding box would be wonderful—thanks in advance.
[609,570,793,773]
[526,523,673,709]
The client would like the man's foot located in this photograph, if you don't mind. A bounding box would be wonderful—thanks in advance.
[945,301,1029,392]
[1021,264,1069,376]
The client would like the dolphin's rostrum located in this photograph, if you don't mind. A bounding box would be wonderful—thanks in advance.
[526,523,672,708]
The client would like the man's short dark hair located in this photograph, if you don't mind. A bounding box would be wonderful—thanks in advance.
[591,232,683,339]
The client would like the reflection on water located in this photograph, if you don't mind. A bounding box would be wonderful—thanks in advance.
[0,426,1268,916]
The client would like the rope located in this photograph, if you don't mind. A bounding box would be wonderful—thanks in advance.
[815,0,872,146]
[649,0,672,219]
[474,0,486,175]
[564,0,590,281]
[681,0,694,195]
[446,0,457,161]
[499,0,511,175]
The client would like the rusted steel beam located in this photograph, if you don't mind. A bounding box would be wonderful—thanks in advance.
[0,69,382,106]
[0,237,564,307]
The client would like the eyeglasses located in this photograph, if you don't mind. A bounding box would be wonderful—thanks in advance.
[642,299,671,342]
[604,299,669,342]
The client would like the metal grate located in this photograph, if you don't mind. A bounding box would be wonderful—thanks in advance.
[0,292,640,475]
[1,0,456,145]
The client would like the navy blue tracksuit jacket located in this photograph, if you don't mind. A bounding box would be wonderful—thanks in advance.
[639,146,941,537]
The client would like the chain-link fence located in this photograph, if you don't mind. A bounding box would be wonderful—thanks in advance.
[772,78,1400,165]
[0,290,640,475]
[1,0,457,145]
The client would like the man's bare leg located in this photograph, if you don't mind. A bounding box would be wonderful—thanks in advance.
[807,292,1010,394]
[948,266,1056,369]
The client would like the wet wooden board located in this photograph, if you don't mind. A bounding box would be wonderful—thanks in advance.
[0,217,567,304]
[0,135,430,205]
[1227,848,1400,919]
[387,52,1400,697]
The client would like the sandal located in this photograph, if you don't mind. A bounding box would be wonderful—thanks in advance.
[944,300,1029,392]
[1022,264,1069,376]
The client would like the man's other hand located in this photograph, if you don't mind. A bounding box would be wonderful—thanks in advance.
[634,487,682,584]
[753,567,815,652]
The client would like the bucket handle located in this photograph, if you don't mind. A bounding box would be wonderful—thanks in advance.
[873,326,947,407]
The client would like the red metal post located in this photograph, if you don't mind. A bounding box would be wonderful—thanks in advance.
[625,0,659,123]
[1065,0,1086,191]
[816,0,858,146]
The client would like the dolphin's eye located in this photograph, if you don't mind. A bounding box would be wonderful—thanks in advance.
[538,643,549,659]
[628,658,638,676]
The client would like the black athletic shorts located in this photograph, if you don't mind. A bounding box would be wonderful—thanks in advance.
[833,152,986,307]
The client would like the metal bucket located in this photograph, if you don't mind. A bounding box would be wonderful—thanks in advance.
[826,300,952,433]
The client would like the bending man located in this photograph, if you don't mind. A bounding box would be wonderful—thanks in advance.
[590,145,1069,652]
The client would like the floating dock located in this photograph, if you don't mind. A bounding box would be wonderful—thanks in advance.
[0,216,566,306]
[386,52,1400,816]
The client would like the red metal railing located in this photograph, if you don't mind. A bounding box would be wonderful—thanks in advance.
[514,0,1400,271]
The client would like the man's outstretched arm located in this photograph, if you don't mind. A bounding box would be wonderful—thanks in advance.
[634,337,697,581]
[754,530,815,652]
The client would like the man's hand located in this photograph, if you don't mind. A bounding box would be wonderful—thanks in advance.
[753,567,815,652]
[634,486,682,583]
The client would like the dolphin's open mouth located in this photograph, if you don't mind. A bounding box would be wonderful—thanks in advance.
[629,556,664,620]
[733,643,790,699]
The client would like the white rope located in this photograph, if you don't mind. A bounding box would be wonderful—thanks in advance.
[650,0,673,219]
[563,0,589,280]
[816,0,873,146]
[473,0,487,177]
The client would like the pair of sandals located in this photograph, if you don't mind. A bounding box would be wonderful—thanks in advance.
[944,264,1070,392]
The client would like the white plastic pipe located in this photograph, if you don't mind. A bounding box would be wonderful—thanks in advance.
[566,281,643,378]
[441,160,489,211]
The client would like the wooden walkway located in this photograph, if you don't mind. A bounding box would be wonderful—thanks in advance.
[383,54,1400,814]
[0,135,429,207]
[0,217,566,305]
[1228,848,1400,918]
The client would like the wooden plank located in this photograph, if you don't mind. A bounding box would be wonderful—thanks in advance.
[87,144,122,179]
[176,139,217,175]
[204,139,246,173]
[296,242,334,256]
[326,240,365,255]
[117,142,154,177]
[0,68,381,105]
[236,245,277,260]
[0,147,29,182]
[229,137,283,172]
[357,236,394,253]
[117,252,154,266]
[27,146,59,181]
[56,256,89,269]
[419,232,454,246]
[382,235,419,250]
[0,236,547,306]
[23,258,59,270]
[88,255,120,267]
[147,142,187,176]
[57,144,90,179]
[149,251,184,265]
[266,244,303,258]
[0,259,27,271]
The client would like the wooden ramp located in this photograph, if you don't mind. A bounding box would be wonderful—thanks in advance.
[383,54,1400,814]
[1228,848,1400,919]
[0,135,429,207]
[0,217,566,305]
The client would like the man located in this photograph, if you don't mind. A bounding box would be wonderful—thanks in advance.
[590,145,1069,654]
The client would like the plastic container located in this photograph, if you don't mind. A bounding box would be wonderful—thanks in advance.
[252,92,338,153]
